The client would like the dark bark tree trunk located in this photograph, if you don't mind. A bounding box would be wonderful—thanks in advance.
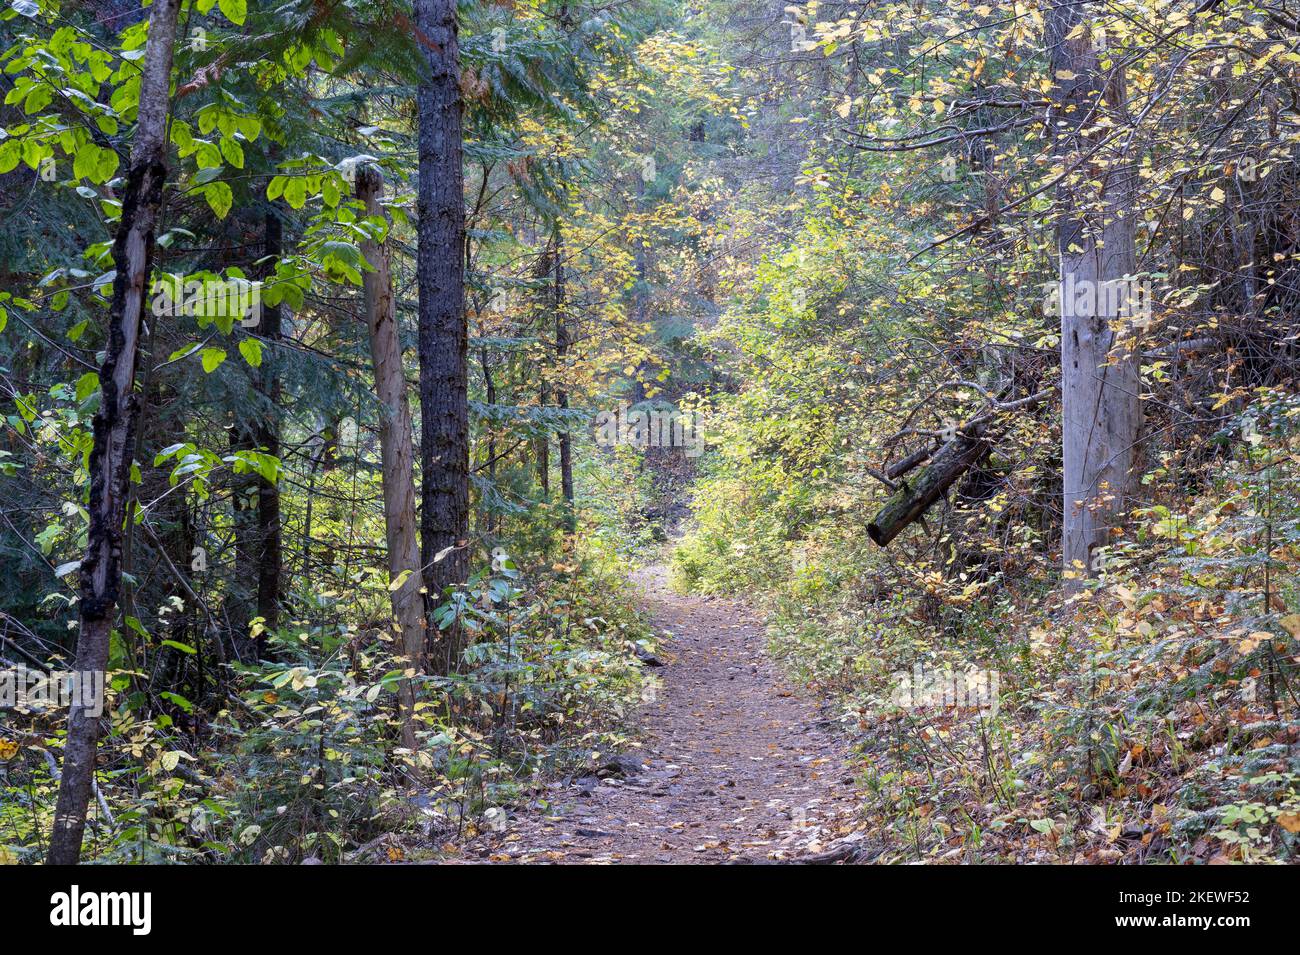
[536,379,550,498]
[357,166,426,752]
[534,241,552,499]
[415,0,469,618]
[1047,1,1143,582]
[479,346,497,536]
[255,207,283,645]
[229,209,281,655]
[48,0,181,866]
[554,228,575,533]
[229,423,256,644]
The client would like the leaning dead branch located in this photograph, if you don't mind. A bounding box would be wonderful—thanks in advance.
[868,386,1056,546]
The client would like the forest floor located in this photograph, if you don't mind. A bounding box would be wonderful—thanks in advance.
[460,564,868,863]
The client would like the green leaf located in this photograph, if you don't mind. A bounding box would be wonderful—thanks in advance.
[193,164,224,185]
[199,347,227,373]
[195,141,222,169]
[0,141,19,174]
[74,371,99,402]
[283,176,307,209]
[238,337,262,367]
[218,0,246,26]
[96,147,118,181]
[171,121,195,153]
[22,83,51,115]
[219,136,244,169]
[160,690,194,712]
[72,145,98,180]
[287,43,312,73]
[205,180,233,218]
[34,525,59,554]
[236,114,261,141]
[227,449,281,483]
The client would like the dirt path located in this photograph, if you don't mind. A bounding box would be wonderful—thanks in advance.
[474,565,864,863]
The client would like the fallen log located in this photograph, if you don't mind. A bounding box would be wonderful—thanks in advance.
[868,386,1056,547]
[867,430,989,546]
[885,443,936,480]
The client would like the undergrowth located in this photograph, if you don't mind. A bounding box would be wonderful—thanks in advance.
[0,543,653,864]
[673,399,1300,864]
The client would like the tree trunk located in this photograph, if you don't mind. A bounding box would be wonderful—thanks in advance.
[229,423,257,644]
[1048,1,1143,581]
[479,346,498,536]
[534,240,553,499]
[229,210,281,654]
[255,207,283,645]
[415,0,470,670]
[554,228,575,533]
[357,166,426,752]
[536,378,550,498]
[48,0,181,866]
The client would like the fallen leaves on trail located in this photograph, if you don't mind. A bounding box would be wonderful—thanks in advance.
[456,565,869,864]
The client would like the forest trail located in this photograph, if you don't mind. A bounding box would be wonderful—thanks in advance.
[469,564,865,863]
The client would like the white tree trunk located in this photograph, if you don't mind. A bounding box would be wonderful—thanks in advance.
[1049,2,1144,581]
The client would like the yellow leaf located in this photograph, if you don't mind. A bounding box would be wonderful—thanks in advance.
[1239,632,1270,654]
[1114,585,1137,611]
